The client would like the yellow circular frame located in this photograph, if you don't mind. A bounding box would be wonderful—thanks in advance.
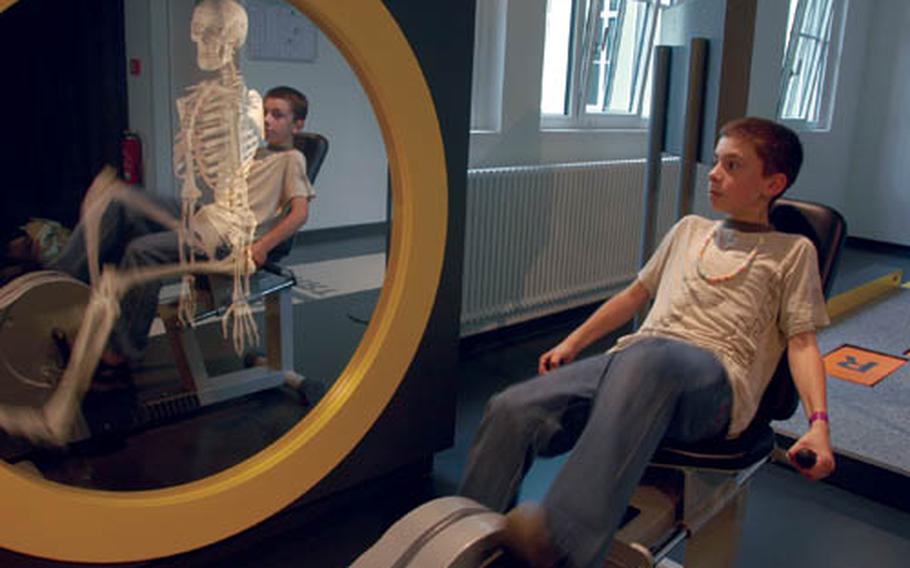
[0,0,447,562]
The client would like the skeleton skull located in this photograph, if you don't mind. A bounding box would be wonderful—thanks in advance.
[190,0,248,71]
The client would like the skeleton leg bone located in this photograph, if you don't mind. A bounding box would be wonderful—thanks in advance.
[0,256,241,447]
[0,168,248,447]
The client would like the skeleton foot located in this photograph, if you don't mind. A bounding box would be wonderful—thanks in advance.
[0,404,67,448]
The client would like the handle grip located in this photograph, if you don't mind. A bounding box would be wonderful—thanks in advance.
[793,448,817,470]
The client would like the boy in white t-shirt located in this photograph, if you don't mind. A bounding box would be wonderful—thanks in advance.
[459,117,835,568]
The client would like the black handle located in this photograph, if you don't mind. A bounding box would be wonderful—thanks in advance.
[794,448,817,469]
[261,261,284,276]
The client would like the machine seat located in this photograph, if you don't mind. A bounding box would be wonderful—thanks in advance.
[652,423,774,471]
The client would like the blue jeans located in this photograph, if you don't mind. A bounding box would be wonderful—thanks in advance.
[458,337,732,568]
[48,194,184,360]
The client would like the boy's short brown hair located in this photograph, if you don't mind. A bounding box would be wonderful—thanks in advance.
[719,117,803,191]
[265,86,309,122]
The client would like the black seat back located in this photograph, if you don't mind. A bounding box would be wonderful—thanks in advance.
[265,132,329,264]
[770,198,846,298]
[295,132,329,184]
[653,198,846,468]
[755,198,847,423]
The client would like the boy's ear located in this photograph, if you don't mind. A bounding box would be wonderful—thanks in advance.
[765,172,788,199]
[292,119,305,134]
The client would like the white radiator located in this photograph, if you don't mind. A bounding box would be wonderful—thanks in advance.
[461,158,694,337]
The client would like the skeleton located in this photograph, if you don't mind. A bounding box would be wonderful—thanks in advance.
[175,0,264,352]
[0,0,270,446]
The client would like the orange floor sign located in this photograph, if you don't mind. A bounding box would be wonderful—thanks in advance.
[823,344,907,386]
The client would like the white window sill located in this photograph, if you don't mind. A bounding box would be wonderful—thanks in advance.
[539,126,648,135]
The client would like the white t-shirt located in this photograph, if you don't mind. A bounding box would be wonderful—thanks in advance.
[612,215,829,436]
[194,146,315,247]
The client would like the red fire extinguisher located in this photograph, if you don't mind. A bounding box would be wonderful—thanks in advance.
[122,131,143,185]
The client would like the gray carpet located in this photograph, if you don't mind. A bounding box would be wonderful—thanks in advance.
[778,287,910,473]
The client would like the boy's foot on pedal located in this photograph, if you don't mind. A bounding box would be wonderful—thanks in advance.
[502,502,566,568]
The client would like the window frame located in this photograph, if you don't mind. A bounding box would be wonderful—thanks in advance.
[540,0,671,131]
[777,0,849,131]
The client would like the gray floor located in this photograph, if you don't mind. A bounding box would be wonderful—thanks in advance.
[739,466,910,567]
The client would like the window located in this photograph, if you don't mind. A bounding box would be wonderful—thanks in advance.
[541,0,677,129]
[778,0,847,129]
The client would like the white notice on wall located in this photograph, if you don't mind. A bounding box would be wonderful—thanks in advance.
[246,0,318,62]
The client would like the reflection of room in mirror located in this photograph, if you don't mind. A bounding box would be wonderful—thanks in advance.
[0,0,264,449]
[0,0,389,491]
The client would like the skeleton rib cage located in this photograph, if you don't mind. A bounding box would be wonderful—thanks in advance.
[174,70,265,352]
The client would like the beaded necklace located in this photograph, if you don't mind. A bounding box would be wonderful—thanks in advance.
[696,225,763,284]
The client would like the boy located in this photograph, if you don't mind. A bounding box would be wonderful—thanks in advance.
[47,86,315,376]
[247,86,313,267]
[458,117,835,568]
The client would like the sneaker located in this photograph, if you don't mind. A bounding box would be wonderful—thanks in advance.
[502,502,566,568]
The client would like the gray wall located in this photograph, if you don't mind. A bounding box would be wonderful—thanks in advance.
[844,0,910,245]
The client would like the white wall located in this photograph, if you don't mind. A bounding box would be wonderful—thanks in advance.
[744,0,787,120]
[124,0,175,199]
[238,2,387,231]
[844,0,910,245]
[124,0,388,231]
